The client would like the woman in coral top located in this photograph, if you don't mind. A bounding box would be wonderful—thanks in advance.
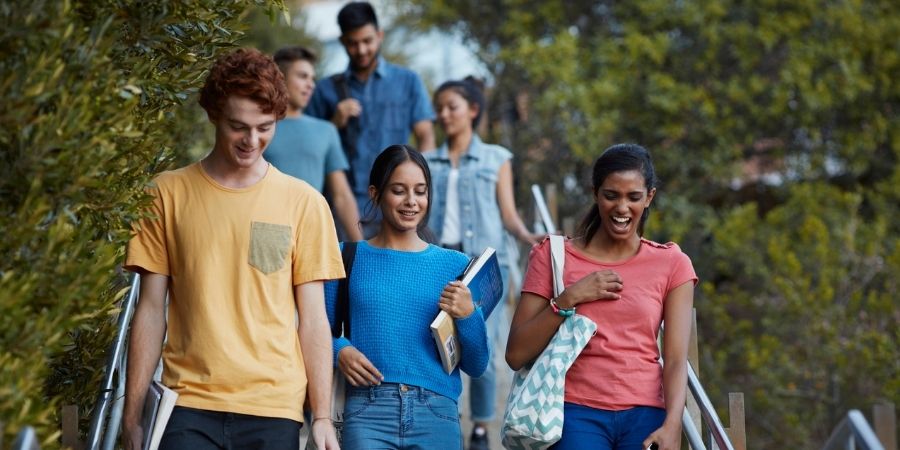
[506,144,697,450]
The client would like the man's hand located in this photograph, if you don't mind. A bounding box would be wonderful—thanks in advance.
[121,421,144,450]
[332,99,362,129]
[310,418,341,450]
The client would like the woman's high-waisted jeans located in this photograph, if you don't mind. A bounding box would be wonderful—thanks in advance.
[341,382,462,450]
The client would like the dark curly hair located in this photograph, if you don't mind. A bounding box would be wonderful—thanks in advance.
[198,48,288,121]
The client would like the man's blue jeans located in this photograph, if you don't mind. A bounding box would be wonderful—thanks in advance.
[341,383,462,450]
[550,403,666,450]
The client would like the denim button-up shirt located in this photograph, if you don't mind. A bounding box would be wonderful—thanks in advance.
[306,57,434,208]
[424,135,513,268]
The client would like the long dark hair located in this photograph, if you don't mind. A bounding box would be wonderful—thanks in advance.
[577,143,658,244]
[362,145,435,240]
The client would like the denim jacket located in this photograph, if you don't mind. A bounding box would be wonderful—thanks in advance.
[424,135,513,267]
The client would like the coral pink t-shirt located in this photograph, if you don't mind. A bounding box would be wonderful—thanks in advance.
[521,237,697,411]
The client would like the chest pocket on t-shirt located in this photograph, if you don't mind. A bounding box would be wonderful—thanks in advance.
[249,222,292,274]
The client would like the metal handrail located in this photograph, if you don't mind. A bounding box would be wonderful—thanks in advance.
[659,324,736,450]
[822,410,885,450]
[85,274,141,450]
[686,362,735,450]
[11,426,40,450]
[531,184,557,234]
[682,408,706,449]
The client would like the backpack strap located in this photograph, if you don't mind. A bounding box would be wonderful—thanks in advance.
[330,73,360,178]
[549,235,565,298]
[332,241,358,338]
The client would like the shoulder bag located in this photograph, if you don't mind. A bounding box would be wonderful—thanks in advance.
[501,235,597,450]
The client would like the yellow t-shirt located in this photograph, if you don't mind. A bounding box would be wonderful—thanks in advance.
[125,162,344,422]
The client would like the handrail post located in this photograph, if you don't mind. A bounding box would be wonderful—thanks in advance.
[873,401,896,450]
[726,393,746,450]
[85,274,140,450]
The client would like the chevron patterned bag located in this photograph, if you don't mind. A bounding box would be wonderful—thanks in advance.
[501,235,597,450]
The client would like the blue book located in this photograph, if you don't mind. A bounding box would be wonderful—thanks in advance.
[459,247,504,319]
[430,247,503,373]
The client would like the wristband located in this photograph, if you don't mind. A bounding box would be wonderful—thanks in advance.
[549,297,575,317]
[312,417,333,424]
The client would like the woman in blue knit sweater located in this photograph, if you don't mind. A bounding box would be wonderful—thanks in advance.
[324,144,490,449]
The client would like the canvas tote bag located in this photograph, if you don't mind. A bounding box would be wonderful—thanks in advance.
[501,235,597,450]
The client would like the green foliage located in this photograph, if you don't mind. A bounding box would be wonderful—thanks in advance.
[243,6,319,55]
[400,0,899,447]
[0,0,285,445]
[704,183,899,447]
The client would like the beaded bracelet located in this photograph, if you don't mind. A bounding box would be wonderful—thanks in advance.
[549,297,575,317]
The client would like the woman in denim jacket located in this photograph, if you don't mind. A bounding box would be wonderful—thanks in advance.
[423,77,541,449]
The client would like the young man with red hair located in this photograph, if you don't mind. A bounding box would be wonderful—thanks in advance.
[121,48,343,450]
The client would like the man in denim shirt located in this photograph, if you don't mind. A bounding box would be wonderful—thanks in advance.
[306,1,435,237]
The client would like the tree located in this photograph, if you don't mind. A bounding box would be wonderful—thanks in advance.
[0,0,285,445]
[398,1,899,447]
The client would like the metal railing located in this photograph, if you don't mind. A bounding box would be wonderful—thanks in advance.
[822,410,885,450]
[85,274,141,450]
[11,426,39,450]
[683,362,736,450]
[531,184,557,234]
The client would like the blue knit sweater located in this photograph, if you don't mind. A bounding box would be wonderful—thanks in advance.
[325,241,490,401]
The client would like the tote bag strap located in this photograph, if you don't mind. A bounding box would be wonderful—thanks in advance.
[549,235,565,298]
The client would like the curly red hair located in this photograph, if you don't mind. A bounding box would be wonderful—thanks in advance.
[199,48,288,121]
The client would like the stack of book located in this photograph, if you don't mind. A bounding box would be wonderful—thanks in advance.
[142,380,178,450]
[430,247,504,373]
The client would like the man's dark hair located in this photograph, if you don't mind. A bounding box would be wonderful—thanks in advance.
[273,46,317,73]
[337,1,378,34]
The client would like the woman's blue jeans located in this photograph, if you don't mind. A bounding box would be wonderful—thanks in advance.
[468,265,510,423]
[341,383,462,450]
[550,403,666,450]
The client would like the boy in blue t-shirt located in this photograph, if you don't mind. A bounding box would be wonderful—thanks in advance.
[267,46,363,241]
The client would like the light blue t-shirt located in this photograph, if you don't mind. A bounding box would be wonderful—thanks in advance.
[306,57,435,207]
[264,115,348,193]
